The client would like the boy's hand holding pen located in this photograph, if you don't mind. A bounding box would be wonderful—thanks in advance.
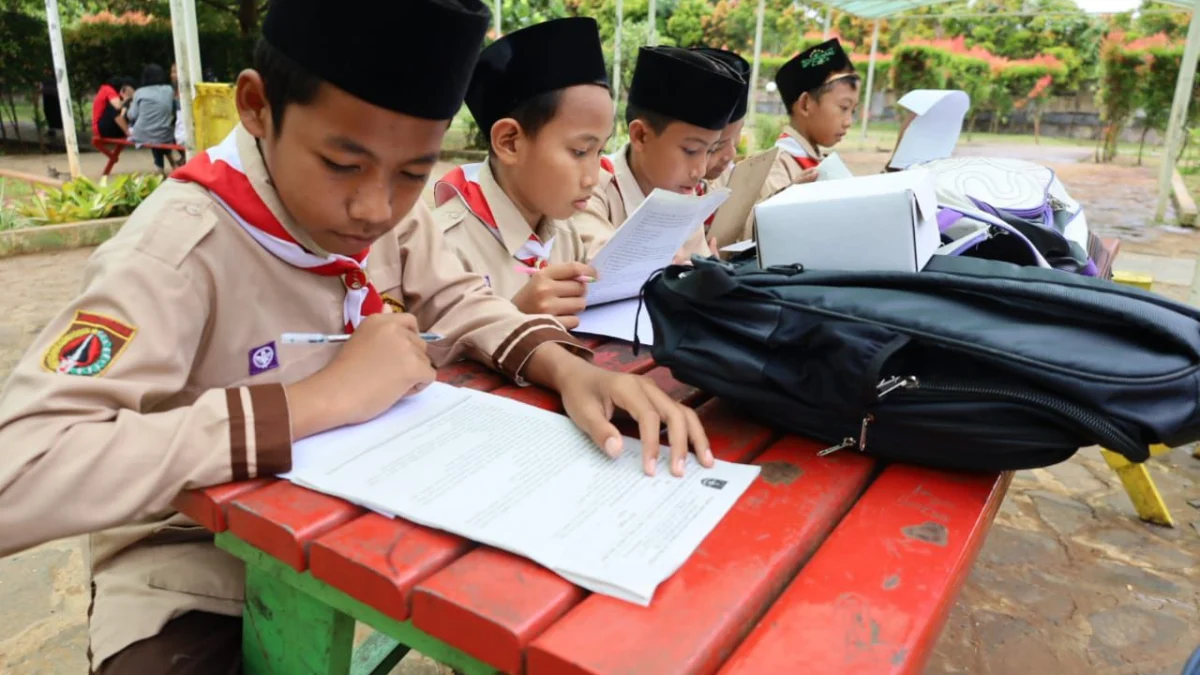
[511,262,598,330]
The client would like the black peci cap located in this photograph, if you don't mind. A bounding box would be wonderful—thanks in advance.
[775,38,854,111]
[263,0,492,120]
[690,47,751,123]
[628,46,744,131]
[465,17,609,136]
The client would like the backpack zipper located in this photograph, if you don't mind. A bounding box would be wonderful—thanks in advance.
[817,376,1145,460]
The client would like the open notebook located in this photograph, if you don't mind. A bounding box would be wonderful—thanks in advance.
[574,187,729,345]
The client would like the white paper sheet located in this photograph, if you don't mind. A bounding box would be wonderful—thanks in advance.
[283,382,759,606]
[587,188,730,306]
[720,239,756,253]
[889,90,971,170]
[575,297,654,345]
[817,152,854,181]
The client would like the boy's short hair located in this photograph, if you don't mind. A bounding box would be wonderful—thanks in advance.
[487,89,562,151]
[624,104,674,135]
[808,71,861,103]
[253,39,321,134]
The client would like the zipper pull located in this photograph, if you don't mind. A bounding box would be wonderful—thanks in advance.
[817,437,856,457]
[877,376,919,399]
[858,413,874,452]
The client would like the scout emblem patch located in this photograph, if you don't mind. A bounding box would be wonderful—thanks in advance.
[248,341,280,376]
[44,311,136,376]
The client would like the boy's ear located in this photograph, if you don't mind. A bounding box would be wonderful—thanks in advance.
[795,92,813,118]
[628,118,650,153]
[236,69,271,139]
[490,118,523,165]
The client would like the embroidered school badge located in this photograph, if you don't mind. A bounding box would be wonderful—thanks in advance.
[248,341,280,376]
[802,47,835,68]
[381,293,405,313]
[43,311,136,377]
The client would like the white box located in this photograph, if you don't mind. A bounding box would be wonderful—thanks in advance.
[754,168,941,273]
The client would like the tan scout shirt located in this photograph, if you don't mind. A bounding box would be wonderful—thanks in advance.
[433,161,588,301]
[573,144,710,260]
[0,126,585,668]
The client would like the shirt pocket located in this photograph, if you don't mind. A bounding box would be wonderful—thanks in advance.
[146,536,245,603]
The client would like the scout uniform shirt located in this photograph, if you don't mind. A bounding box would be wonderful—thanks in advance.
[432,161,588,300]
[0,125,586,669]
[573,143,711,260]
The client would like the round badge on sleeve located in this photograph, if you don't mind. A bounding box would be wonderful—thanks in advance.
[42,311,137,377]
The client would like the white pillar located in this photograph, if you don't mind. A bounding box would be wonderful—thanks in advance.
[613,0,624,106]
[747,0,767,136]
[823,5,833,39]
[44,0,80,179]
[1155,3,1200,223]
[860,18,880,140]
[183,0,203,90]
[648,0,657,46]
[169,0,197,154]
[494,0,502,35]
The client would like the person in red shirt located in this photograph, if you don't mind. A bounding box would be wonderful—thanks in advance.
[91,77,135,139]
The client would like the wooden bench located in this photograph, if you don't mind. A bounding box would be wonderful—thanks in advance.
[91,136,185,176]
[174,337,1009,675]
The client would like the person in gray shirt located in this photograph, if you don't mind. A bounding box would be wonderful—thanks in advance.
[128,64,181,172]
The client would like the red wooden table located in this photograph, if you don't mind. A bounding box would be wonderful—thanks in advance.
[174,337,1010,675]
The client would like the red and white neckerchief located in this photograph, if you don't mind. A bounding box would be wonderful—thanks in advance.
[434,163,554,270]
[775,133,820,171]
[171,131,383,332]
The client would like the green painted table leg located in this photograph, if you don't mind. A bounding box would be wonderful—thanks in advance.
[351,632,409,675]
[243,562,355,674]
[216,532,502,675]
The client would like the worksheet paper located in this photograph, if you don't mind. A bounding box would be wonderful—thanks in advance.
[574,187,729,346]
[586,188,730,306]
[574,297,654,346]
[283,383,759,606]
[816,152,854,181]
[888,90,971,170]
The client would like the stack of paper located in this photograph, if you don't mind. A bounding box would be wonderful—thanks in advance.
[282,382,759,606]
[575,188,729,346]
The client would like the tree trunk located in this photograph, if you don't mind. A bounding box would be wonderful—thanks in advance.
[1033,110,1041,145]
[31,89,45,152]
[967,112,977,142]
[238,0,260,35]
[5,92,21,143]
[1137,125,1150,166]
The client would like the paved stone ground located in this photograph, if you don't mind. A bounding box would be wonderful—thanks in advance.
[0,147,1197,674]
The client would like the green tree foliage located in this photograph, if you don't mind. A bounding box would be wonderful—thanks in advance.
[1096,32,1145,162]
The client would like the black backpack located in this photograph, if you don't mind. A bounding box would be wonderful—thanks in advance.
[640,255,1200,471]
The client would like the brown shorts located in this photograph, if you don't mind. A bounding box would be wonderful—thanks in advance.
[94,611,242,675]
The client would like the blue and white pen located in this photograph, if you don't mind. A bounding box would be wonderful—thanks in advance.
[282,331,442,344]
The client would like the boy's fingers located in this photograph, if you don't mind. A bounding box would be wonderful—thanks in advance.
[556,314,581,330]
[549,279,588,298]
[573,397,623,458]
[685,407,713,467]
[649,388,690,477]
[546,296,588,317]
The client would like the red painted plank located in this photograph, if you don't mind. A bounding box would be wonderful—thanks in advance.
[717,468,1011,675]
[411,399,776,674]
[173,478,273,532]
[590,342,655,375]
[525,440,876,675]
[309,513,473,622]
[413,547,588,674]
[227,481,362,571]
[641,367,704,408]
[437,359,506,391]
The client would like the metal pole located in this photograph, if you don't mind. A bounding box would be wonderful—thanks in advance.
[494,0,501,35]
[44,0,80,179]
[648,0,657,46]
[1154,4,1200,222]
[613,0,624,106]
[747,0,766,139]
[861,18,880,140]
[169,0,197,155]
[823,5,833,39]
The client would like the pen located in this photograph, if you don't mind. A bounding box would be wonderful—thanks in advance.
[512,264,596,283]
[282,331,442,344]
